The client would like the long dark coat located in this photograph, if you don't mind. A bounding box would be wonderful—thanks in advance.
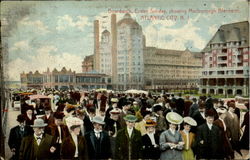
[192,111,206,127]
[213,119,234,159]
[240,111,249,149]
[19,133,55,160]
[61,134,88,160]
[85,130,111,160]
[176,97,184,115]
[224,112,240,149]
[8,125,33,160]
[47,124,70,159]
[100,94,107,112]
[43,113,55,126]
[104,117,122,136]
[184,100,193,116]
[142,133,160,159]
[24,114,36,126]
[115,128,142,160]
[83,115,94,133]
[47,124,69,141]
[194,123,221,159]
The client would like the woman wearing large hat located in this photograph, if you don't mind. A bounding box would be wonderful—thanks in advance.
[180,117,197,160]
[213,107,234,159]
[61,117,88,160]
[159,112,184,160]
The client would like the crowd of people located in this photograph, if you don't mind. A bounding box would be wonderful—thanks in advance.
[8,89,249,160]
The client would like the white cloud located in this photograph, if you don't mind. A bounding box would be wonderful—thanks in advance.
[144,15,206,50]
[56,15,91,31]
[6,45,83,81]
[19,17,49,34]
[208,24,219,35]
[9,40,30,51]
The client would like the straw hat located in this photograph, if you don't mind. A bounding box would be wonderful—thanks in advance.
[145,119,157,127]
[123,114,137,122]
[166,112,183,125]
[109,108,121,115]
[183,117,197,126]
[66,104,76,113]
[216,107,227,114]
[111,98,119,103]
[66,117,83,129]
[31,119,47,128]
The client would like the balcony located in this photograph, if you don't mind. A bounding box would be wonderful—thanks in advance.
[217,52,227,57]
[217,60,227,64]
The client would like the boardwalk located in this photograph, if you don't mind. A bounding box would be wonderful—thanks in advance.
[3,99,250,160]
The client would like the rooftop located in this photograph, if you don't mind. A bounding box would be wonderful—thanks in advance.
[202,21,249,52]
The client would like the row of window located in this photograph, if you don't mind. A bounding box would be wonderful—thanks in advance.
[117,75,143,83]
[54,75,74,83]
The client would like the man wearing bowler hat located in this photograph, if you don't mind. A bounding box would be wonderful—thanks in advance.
[85,116,111,160]
[19,118,56,160]
[8,114,33,160]
[115,114,142,160]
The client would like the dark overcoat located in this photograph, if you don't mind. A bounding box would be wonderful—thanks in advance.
[47,124,70,158]
[142,133,160,159]
[104,118,122,135]
[115,128,142,160]
[61,134,88,160]
[19,133,55,160]
[213,119,234,159]
[224,112,240,149]
[85,130,111,160]
[194,123,221,159]
[240,111,249,149]
[8,125,33,160]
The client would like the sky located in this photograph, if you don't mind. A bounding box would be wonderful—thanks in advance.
[1,0,249,81]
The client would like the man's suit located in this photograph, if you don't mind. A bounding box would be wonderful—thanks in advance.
[115,128,142,160]
[19,133,55,160]
[8,125,33,160]
[85,130,111,160]
[194,123,222,159]
[47,124,70,159]
[142,133,160,159]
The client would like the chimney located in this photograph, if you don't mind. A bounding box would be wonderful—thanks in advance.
[111,14,117,86]
[94,20,100,71]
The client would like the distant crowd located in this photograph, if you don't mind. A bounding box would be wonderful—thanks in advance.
[8,89,249,160]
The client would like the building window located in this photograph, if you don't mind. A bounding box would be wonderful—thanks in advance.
[243,54,248,60]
